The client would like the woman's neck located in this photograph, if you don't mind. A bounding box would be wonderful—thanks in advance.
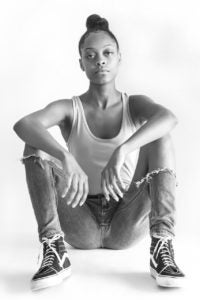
[82,83,121,110]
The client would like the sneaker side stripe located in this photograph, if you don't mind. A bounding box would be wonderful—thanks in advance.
[58,253,69,268]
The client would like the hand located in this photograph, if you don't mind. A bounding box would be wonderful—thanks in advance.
[61,153,89,208]
[101,147,127,202]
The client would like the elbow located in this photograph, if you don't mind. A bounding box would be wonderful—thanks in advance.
[13,118,29,135]
[13,120,23,134]
[169,111,178,128]
[13,121,20,134]
[163,110,178,131]
[158,109,178,131]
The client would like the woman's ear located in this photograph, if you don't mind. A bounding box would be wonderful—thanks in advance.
[79,58,85,71]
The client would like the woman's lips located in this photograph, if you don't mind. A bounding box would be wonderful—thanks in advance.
[95,69,109,74]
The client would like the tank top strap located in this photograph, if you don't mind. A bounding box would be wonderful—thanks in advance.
[71,96,80,128]
[122,92,136,130]
[71,95,78,117]
[66,96,80,147]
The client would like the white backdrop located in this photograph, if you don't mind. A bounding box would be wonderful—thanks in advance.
[1,0,200,239]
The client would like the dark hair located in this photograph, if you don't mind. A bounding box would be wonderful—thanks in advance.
[78,14,119,55]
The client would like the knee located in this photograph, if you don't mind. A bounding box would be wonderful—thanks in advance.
[22,144,62,171]
[23,143,38,157]
[22,144,43,166]
[22,143,53,162]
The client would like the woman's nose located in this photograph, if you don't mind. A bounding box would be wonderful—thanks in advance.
[96,59,106,67]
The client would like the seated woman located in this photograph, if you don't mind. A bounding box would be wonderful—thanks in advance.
[13,14,185,291]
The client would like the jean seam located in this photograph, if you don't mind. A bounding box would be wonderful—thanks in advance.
[24,156,63,240]
[84,201,101,225]
[46,161,64,177]
[51,166,60,207]
[149,169,175,238]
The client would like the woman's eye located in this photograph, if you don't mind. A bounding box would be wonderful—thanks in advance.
[105,51,114,56]
[86,54,95,59]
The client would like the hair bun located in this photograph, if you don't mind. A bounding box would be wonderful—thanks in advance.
[86,14,109,31]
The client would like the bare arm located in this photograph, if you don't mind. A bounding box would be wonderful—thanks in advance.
[13,100,71,161]
[119,95,178,155]
[101,95,178,201]
[13,100,89,207]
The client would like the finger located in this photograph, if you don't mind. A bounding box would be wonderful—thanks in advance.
[110,169,124,198]
[62,173,73,198]
[79,181,89,206]
[71,179,84,208]
[67,175,78,205]
[111,173,124,198]
[101,175,110,201]
[105,170,119,201]
[114,169,126,192]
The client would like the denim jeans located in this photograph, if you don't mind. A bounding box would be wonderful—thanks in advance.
[22,144,177,249]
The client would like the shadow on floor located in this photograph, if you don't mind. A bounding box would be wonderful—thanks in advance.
[1,268,180,295]
[111,271,179,292]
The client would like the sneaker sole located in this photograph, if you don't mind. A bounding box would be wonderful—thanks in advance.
[31,266,72,291]
[150,266,185,287]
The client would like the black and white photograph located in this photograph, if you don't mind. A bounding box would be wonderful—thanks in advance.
[1,0,200,299]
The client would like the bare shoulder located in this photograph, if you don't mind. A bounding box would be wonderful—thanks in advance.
[45,98,73,117]
[43,98,74,125]
[128,94,167,125]
[18,98,74,129]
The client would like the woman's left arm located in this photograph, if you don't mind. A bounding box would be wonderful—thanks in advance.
[101,95,178,201]
[119,95,178,155]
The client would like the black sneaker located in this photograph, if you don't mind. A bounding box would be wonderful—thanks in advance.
[150,235,185,287]
[31,234,72,291]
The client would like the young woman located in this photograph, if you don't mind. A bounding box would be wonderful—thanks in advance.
[13,14,185,290]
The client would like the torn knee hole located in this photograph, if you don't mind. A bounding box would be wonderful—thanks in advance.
[134,168,178,188]
[21,155,45,169]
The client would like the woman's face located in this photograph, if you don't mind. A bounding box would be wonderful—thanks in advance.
[79,31,121,85]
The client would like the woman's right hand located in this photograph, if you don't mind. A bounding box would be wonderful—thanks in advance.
[61,153,89,208]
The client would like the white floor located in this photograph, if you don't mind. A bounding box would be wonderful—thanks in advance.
[0,232,199,300]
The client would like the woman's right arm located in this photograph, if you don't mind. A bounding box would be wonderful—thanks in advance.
[13,100,89,207]
[13,99,71,161]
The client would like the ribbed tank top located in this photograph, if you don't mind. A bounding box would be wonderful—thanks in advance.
[66,93,140,195]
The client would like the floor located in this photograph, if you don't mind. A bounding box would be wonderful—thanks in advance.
[0,232,199,300]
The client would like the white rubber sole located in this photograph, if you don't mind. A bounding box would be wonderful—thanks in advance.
[31,267,72,291]
[150,266,185,287]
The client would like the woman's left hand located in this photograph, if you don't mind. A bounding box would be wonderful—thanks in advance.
[101,147,127,201]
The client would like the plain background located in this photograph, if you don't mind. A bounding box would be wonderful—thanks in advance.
[1,0,200,298]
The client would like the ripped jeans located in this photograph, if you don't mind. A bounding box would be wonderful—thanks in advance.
[22,144,177,249]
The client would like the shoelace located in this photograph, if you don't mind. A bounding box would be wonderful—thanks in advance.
[37,234,68,268]
[153,237,177,271]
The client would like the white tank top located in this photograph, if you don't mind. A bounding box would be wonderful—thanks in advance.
[66,92,140,195]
